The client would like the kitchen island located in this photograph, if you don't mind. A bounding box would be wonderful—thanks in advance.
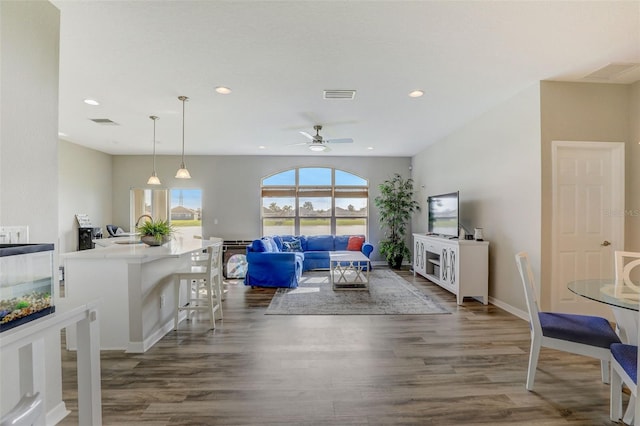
[59,237,213,352]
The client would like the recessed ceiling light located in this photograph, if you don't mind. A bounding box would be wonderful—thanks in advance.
[258,145,266,149]
[84,98,100,106]
[408,90,424,98]
[215,86,232,95]
[367,146,374,150]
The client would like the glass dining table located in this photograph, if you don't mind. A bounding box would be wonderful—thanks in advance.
[568,279,639,312]
[569,279,639,425]
[568,279,639,344]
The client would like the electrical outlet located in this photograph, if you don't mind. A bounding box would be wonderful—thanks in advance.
[160,295,165,307]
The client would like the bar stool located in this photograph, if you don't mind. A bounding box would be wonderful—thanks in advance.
[174,243,223,330]
[192,237,226,300]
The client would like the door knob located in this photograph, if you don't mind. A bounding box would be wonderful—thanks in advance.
[601,240,611,247]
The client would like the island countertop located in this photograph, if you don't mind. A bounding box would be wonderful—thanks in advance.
[62,236,213,262]
[59,236,218,352]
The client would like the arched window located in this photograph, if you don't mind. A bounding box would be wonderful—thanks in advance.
[261,167,368,237]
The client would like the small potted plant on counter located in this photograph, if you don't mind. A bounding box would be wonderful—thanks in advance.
[137,219,175,246]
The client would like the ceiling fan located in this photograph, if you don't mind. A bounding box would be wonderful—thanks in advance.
[293,125,353,152]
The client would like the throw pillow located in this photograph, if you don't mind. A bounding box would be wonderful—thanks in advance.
[347,235,365,251]
[283,238,303,252]
[261,237,277,252]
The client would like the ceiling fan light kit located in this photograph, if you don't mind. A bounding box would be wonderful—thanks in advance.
[296,124,353,152]
[175,95,192,179]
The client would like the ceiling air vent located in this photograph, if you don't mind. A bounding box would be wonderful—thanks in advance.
[323,90,356,100]
[89,118,119,125]
[583,63,640,81]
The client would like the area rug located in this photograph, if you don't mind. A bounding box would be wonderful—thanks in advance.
[265,269,450,315]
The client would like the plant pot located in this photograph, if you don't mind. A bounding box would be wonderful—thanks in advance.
[140,235,170,246]
[389,255,403,270]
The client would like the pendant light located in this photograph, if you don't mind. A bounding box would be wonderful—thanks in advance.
[175,95,191,179]
[147,115,161,185]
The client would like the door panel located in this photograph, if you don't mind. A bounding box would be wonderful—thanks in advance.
[551,142,625,318]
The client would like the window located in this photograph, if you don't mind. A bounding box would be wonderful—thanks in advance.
[130,188,202,238]
[130,188,169,229]
[261,168,368,237]
[170,189,202,239]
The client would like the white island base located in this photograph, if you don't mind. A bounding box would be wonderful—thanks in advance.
[59,237,213,352]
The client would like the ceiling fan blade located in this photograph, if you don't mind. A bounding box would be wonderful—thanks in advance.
[326,138,353,144]
[299,131,315,140]
[287,141,309,146]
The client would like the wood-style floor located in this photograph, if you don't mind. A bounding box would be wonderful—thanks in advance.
[59,268,622,425]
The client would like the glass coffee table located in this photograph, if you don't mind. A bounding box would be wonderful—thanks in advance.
[329,251,370,291]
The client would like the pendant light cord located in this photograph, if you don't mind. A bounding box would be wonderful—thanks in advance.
[152,117,157,172]
[180,96,187,166]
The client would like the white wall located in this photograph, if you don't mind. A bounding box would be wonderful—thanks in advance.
[540,81,637,308]
[58,139,113,253]
[628,81,640,252]
[111,155,411,262]
[412,84,542,312]
[0,0,65,422]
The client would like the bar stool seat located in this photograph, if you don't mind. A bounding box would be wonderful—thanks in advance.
[174,243,223,330]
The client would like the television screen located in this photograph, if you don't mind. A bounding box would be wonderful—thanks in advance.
[427,192,459,237]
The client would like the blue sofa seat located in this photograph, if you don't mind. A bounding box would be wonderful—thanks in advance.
[244,234,373,288]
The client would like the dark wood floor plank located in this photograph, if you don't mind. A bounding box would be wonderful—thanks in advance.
[58,268,621,425]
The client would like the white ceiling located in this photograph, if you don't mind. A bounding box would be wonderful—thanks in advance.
[53,0,640,157]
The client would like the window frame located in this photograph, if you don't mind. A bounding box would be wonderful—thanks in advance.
[261,167,368,237]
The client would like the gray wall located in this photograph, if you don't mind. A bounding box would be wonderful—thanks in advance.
[0,0,63,419]
[111,155,411,262]
[411,84,542,314]
[58,140,113,253]
[540,81,639,309]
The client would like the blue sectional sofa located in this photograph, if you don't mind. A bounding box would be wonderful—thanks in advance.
[244,234,374,288]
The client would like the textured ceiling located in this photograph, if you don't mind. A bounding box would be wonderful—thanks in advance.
[53,1,640,156]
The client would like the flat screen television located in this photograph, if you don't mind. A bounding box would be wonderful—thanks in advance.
[427,191,459,237]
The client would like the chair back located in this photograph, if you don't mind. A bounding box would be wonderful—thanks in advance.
[207,242,223,282]
[515,252,542,336]
[615,251,640,292]
[106,225,119,237]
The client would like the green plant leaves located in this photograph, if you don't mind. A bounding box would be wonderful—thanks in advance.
[374,173,420,265]
[136,219,175,242]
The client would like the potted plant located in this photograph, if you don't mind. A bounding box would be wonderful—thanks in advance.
[137,219,175,246]
[374,173,420,269]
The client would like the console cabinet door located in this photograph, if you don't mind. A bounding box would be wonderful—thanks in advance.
[439,245,458,290]
[446,246,458,289]
[413,236,428,276]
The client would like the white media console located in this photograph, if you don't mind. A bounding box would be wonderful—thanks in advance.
[412,233,489,305]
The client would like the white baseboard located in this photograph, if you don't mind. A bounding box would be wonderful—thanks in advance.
[47,401,69,426]
[127,314,184,353]
[488,296,528,321]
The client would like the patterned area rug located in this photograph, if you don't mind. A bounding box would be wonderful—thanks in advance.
[265,269,450,315]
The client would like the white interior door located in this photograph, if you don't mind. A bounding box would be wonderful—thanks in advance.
[551,141,625,319]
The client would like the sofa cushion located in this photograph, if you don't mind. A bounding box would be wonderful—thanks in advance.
[334,235,350,250]
[261,237,279,252]
[306,235,334,251]
[251,239,267,252]
[271,235,284,251]
[347,235,365,251]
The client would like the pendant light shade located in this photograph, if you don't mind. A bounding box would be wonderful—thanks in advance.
[175,95,191,179]
[147,115,161,185]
